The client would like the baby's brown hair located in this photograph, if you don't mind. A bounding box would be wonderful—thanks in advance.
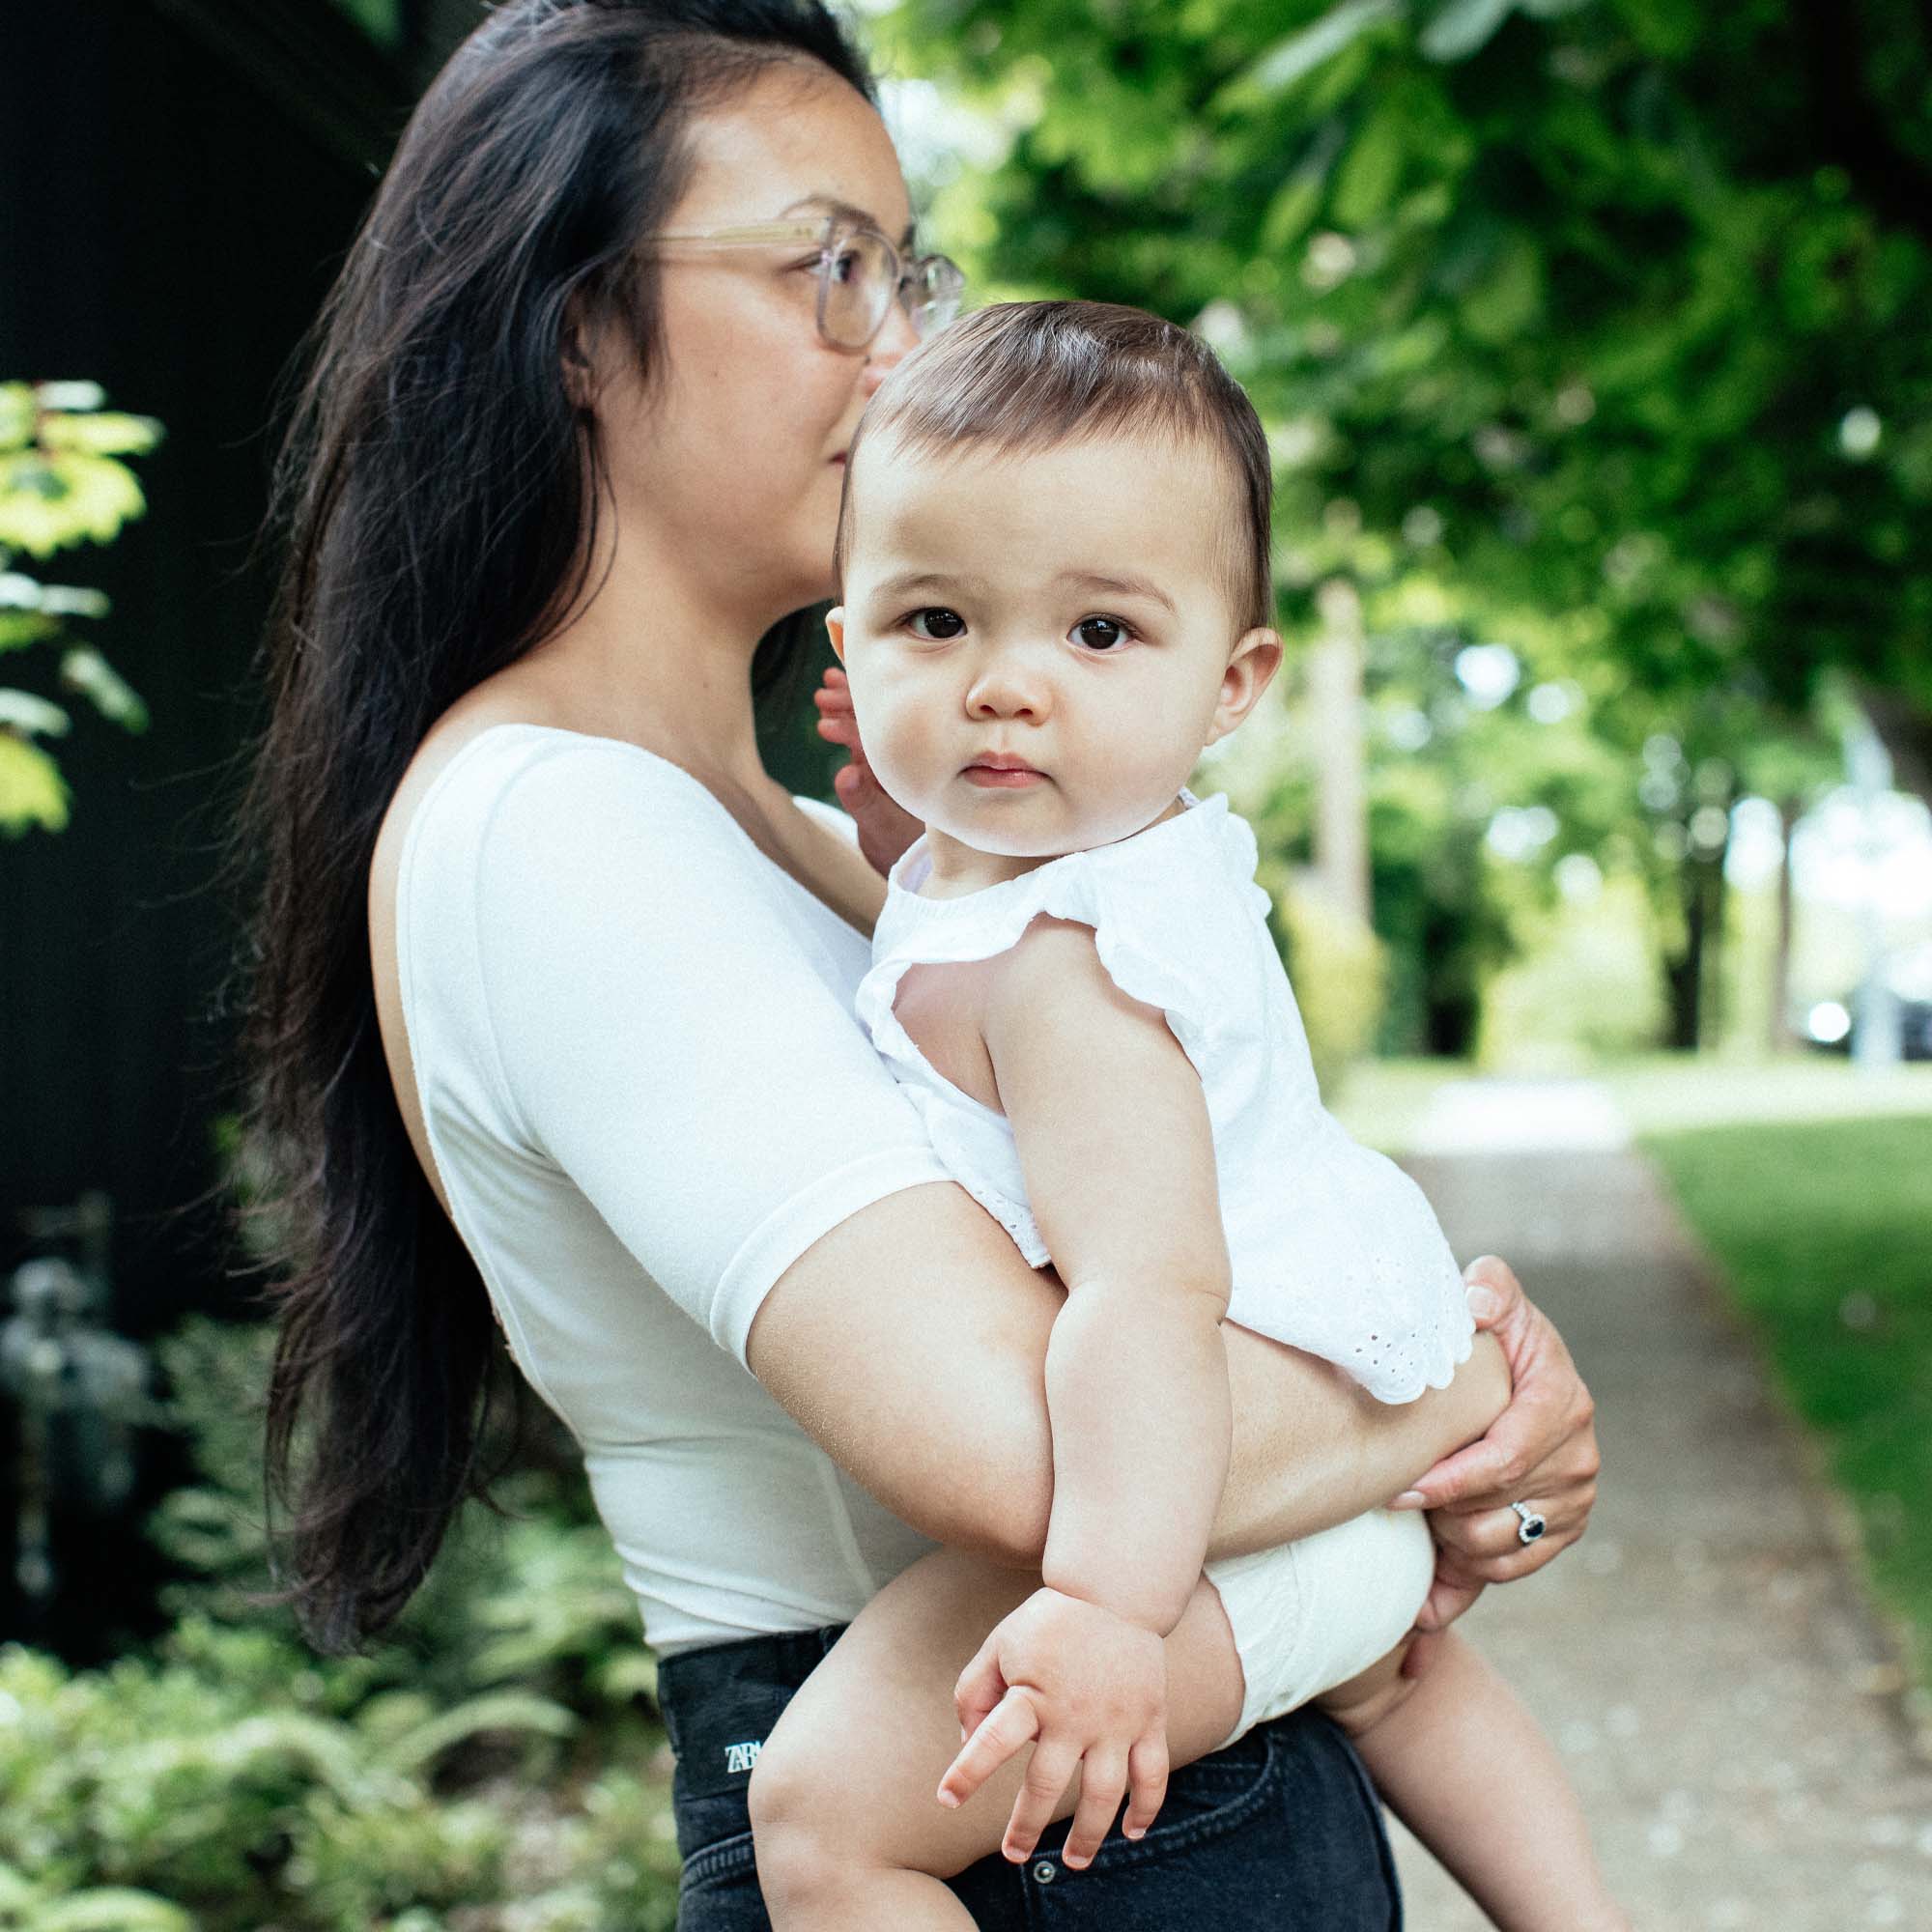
[835,299,1274,633]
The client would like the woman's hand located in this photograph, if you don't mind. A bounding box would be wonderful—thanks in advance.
[814,664,923,876]
[1394,1255,1602,1653]
[939,1585,1172,1870]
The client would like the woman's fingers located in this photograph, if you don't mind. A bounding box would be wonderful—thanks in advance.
[1122,1732,1170,1840]
[1399,1262,1600,1518]
[1002,1737,1081,1862]
[1062,1749,1126,1869]
[1410,1571,1486,1634]
[939,1684,1038,1811]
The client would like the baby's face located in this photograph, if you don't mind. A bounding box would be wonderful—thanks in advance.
[830,428,1278,860]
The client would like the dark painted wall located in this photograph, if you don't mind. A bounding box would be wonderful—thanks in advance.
[0,0,480,1649]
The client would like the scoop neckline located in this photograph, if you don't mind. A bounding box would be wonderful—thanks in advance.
[419,721,876,948]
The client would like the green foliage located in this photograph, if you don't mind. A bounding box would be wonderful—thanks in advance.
[879,0,1929,1043]
[1266,868,1389,1094]
[0,1315,683,1927]
[0,381,160,836]
[1644,1114,1932,1690]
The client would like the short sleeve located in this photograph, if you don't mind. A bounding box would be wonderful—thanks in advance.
[470,742,952,1363]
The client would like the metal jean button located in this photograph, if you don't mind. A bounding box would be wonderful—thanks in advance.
[1031,1859,1057,1884]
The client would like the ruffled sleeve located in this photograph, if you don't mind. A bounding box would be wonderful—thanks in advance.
[857,792,1269,1095]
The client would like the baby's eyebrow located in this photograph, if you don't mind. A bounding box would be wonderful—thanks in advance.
[1057,570,1178,616]
[869,569,978,599]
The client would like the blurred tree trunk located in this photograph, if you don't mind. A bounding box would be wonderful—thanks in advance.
[1663,844,1729,1051]
[1770,796,1803,1053]
[1308,580,1371,929]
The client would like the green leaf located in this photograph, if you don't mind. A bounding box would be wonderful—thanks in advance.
[0,451,147,555]
[0,728,71,833]
[1460,231,1544,342]
[1333,102,1407,228]
[378,1691,579,1778]
[31,1889,197,1932]
[1243,0,1404,96]
[40,411,165,458]
[0,689,71,737]
[1420,0,1517,61]
[0,384,34,452]
[0,611,59,654]
[1262,174,1327,253]
[61,646,149,732]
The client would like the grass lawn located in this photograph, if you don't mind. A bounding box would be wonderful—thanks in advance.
[1641,1113,1932,1690]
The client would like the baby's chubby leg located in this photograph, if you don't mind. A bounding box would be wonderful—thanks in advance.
[747,1545,1246,1932]
[1320,1631,1631,1932]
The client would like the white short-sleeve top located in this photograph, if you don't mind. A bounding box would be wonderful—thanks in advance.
[394,724,952,1655]
[855,790,1475,1405]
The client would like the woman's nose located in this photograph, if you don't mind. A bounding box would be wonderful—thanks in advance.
[860,302,921,395]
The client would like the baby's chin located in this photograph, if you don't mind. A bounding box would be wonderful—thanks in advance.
[926,793,1185,861]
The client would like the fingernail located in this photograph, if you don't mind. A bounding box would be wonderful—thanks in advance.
[1065,1855,1089,1870]
[1125,1826,1146,1840]
[937,1790,958,1809]
[1391,1490,1427,1510]
[1465,1284,1500,1321]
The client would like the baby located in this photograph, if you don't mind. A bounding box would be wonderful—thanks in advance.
[746,300,1628,1931]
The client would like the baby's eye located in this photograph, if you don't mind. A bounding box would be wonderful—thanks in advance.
[1071,615,1134,652]
[907,608,967,640]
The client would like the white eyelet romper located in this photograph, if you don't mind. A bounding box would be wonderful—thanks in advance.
[855,789,1477,1745]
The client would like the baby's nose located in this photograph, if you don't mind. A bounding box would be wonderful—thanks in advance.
[965,666,1049,720]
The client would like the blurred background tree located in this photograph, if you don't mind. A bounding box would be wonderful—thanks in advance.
[0,383,158,835]
[873,0,1931,1061]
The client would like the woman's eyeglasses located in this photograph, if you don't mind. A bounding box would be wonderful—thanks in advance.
[642,216,965,352]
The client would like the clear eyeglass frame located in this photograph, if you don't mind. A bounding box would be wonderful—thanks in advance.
[641,216,965,351]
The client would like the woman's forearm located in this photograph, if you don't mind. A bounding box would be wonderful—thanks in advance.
[1210,1329,1510,1559]
[751,1183,1510,1568]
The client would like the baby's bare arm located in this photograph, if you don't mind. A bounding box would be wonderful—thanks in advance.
[981,916,1234,1634]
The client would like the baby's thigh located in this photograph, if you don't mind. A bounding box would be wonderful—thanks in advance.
[749,1547,1247,1879]
[748,1548,1038,1876]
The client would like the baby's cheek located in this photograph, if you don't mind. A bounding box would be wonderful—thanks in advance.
[867,704,944,812]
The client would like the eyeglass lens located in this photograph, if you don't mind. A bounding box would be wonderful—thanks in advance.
[819,226,962,349]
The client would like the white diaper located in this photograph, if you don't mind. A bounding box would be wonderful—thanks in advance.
[1203,1508,1435,1749]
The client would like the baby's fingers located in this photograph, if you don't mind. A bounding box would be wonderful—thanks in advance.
[952,1638,1007,1745]
[1001,1738,1081,1864]
[938,1685,1037,1812]
[1121,1732,1170,1841]
[1062,1750,1125,1869]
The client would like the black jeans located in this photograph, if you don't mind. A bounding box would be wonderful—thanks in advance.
[657,1624,1403,1930]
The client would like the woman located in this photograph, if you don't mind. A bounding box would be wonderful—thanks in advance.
[243,4,1600,1925]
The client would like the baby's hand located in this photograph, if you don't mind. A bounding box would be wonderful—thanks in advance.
[938,1585,1171,1870]
[813,665,923,876]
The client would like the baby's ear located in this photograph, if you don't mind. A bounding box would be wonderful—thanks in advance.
[1208,627,1283,743]
[825,606,847,663]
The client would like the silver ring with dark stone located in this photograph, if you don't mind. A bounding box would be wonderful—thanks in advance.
[1511,1501,1548,1545]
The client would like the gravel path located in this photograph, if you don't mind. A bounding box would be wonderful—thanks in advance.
[1385,1079,1932,1930]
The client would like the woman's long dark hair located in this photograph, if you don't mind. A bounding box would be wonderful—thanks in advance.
[241,0,877,1654]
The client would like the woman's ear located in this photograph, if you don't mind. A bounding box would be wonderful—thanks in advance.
[825,607,846,663]
[1207,628,1284,745]
[560,292,602,412]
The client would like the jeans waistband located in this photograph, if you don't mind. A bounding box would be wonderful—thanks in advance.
[654,1624,850,1804]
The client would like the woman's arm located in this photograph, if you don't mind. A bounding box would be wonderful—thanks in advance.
[748,1185,1522,1568]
